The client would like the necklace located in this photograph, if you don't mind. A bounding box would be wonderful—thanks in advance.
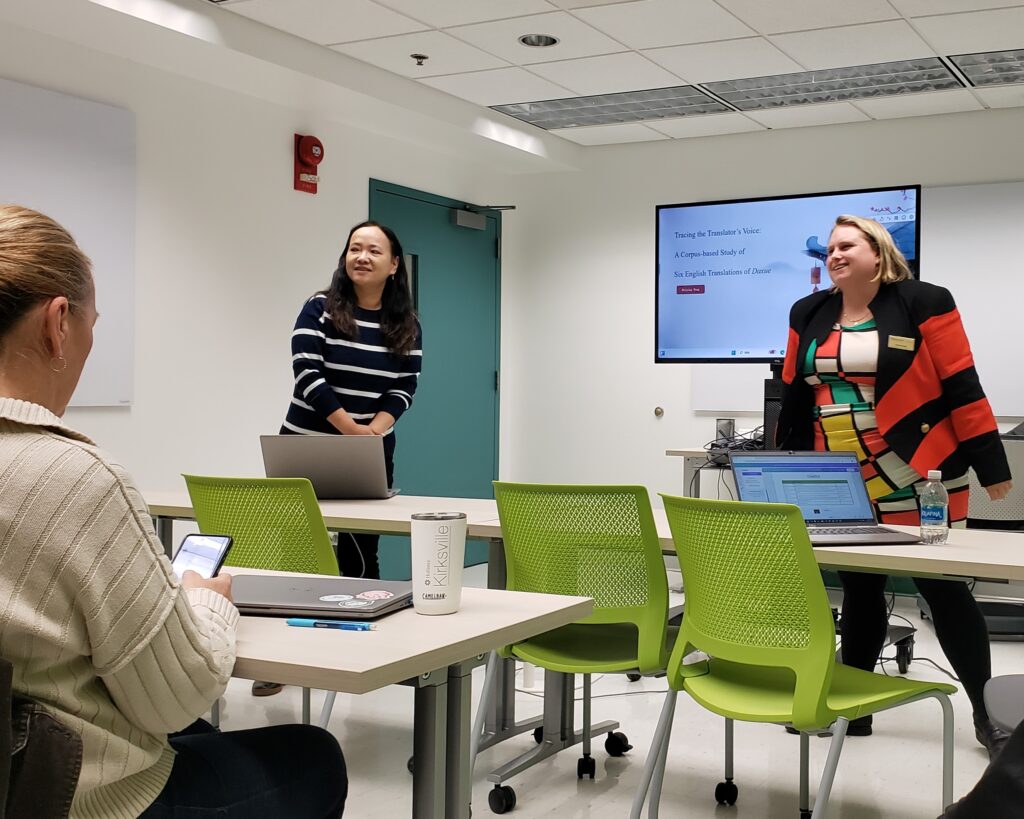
[840,310,872,326]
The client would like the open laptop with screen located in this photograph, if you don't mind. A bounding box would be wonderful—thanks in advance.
[231,575,412,620]
[730,451,921,546]
[261,434,398,500]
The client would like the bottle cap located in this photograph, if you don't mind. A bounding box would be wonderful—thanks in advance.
[927,470,942,481]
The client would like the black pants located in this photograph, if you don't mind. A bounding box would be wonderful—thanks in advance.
[141,720,347,818]
[838,570,992,719]
[336,435,396,580]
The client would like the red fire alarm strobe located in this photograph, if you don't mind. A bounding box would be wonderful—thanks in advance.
[294,134,324,194]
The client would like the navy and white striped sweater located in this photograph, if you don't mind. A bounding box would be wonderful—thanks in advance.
[282,295,422,436]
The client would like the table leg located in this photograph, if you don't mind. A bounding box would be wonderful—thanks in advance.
[413,670,448,819]
[154,516,174,558]
[480,539,543,752]
[446,658,483,819]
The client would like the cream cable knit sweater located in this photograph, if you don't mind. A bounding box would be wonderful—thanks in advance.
[0,398,238,818]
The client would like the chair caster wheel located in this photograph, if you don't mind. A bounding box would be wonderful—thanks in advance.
[533,727,544,744]
[577,754,596,779]
[715,779,738,805]
[488,785,516,814]
[626,672,642,682]
[605,731,632,757]
[896,636,914,674]
[407,755,414,774]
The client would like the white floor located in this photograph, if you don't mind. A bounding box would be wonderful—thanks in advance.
[216,566,1021,818]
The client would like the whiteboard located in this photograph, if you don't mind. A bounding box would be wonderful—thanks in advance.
[0,77,135,407]
[922,181,1023,416]
[691,180,1024,416]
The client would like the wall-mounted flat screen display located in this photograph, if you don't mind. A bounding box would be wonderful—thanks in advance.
[655,185,920,364]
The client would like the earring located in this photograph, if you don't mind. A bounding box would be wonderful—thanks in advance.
[50,355,68,373]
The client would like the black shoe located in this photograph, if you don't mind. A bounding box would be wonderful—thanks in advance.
[974,718,1010,761]
[784,716,872,737]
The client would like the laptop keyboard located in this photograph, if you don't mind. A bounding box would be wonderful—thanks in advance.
[813,526,890,536]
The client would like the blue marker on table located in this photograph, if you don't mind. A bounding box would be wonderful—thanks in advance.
[286,618,376,631]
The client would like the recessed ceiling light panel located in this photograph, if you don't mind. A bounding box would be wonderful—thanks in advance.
[492,85,729,129]
[704,59,963,110]
[951,49,1024,88]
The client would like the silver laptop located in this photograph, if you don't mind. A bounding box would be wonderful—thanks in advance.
[730,451,921,546]
[260,434,398,500]
[232,575,413,620]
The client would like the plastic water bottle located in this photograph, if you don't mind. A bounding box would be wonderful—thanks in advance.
[919,470,949,544]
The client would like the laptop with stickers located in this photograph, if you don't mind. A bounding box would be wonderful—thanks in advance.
[231,575,413,620]
[730,450,921,546]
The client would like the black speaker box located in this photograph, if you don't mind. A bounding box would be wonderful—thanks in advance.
[763,378,784,450]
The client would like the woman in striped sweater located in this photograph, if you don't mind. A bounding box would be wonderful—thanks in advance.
[282,221,422,580]
[0,205,346,818]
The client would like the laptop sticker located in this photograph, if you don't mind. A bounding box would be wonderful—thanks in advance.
[319,594,354,602]
[357,590,395,600]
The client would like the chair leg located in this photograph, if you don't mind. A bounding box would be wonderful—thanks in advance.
[210,698,220,729]
[630,690,677,819]
[811,717,849,819]
[301,687,311,725]
[937,693,955,809]
[724,717,734,782]
[582,674,592,758]
[799,731,810,816]
[648,710,674,819]
[317,690,337,729]
[470,652,499,769]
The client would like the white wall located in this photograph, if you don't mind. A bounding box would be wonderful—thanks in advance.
[0,22,511,490]
[501,109,1024,499]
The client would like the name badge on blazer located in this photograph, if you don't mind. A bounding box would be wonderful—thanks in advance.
[888,335,915,351]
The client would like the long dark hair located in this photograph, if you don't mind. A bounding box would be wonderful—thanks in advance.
[324,220,418,356]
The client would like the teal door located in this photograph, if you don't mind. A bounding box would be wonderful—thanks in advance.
[369,180,500,578]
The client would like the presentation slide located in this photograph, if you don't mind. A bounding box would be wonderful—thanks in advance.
[656,188,917,361]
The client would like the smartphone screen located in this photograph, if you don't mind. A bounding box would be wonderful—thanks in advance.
[171,534,233,579]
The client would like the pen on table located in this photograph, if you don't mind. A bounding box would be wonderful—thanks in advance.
[286,618,376,631]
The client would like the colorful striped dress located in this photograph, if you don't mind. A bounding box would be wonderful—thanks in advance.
[803,317,968,526]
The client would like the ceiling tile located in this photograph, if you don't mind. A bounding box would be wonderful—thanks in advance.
[374,0,553,28]
[420,67,573,106]
[715,0,898,35]
[549,122,669,144]
[911,8,1024,54]
[226,0,426,45]
[890,0,1024,16]
[974,84,1024,108]
[574,0,755,50]
[646,112,765,138]
[333,30,507,77]
[745,102,871,128]
[770,20,935,71]
[547,0,647,8]
[527,52,683,95]
[853,88,984,118]
[643,37,803,83]
[447,11,624,64]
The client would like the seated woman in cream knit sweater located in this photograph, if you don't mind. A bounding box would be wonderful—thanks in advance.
[0,205,346,818]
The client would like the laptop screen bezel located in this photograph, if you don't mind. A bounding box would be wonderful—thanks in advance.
[729,450,879,526]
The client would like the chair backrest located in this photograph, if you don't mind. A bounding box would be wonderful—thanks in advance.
[967,439,1024,529]
[182,475,339,575]
[660,494,837,726]
[493,482,669,672]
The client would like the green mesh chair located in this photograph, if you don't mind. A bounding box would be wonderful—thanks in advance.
[482,482,676,814]
[182,475,340,727]
[632,496,956,819]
